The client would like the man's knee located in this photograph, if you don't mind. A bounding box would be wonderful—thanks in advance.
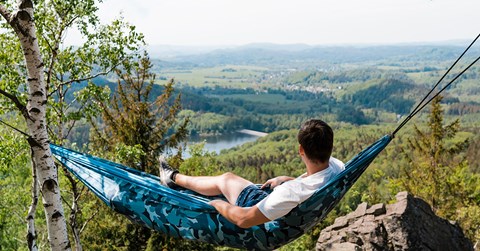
[220,172,251,186]
[218,172,251,204]
[220,172,238,181]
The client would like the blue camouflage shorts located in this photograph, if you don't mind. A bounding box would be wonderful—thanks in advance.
[235,184,269,207]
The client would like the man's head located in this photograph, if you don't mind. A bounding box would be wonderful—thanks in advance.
[297,119,333,164]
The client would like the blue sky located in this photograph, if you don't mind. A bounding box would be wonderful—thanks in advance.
[68,0,479,46]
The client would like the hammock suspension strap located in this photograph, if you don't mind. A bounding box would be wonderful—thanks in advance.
[392,33,480,136]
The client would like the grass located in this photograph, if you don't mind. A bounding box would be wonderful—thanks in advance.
[158,65,269,88]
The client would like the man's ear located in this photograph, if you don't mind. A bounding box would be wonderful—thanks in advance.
[299,144,305,156]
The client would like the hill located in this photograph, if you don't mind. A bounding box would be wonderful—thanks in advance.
[151,43,480,67]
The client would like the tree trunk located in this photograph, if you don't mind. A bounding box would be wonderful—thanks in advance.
[70,198,83,251]
[64,165,83,251]
[1,1,71,250]
[26,152,38,251]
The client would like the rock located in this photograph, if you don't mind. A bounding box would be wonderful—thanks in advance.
[365,203,386,216]
[316,192,473,251]
[353,202,368,218]
[331,216,349,230]
[322,242,362,251]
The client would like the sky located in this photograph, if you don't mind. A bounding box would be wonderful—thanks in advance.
[68,0,479,46]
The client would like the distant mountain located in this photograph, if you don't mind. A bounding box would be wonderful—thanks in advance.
[237,43,313,52]
[147,44,234,58]
[147,43,312,59]
[148,42,479,67]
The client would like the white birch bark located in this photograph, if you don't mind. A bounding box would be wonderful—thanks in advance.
[26,153,39,251]
[0,1,70,250]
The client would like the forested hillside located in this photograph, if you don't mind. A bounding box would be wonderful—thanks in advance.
[164,44,480,66]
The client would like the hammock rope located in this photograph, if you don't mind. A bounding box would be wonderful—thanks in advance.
[392,33,480,135]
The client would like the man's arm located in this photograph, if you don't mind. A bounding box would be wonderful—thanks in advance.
[261,176,295,189]
[209,200,270,228]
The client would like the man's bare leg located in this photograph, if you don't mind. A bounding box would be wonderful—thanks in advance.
[175,172,253,205]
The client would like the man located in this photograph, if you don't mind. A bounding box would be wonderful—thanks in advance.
[159,119,344,228]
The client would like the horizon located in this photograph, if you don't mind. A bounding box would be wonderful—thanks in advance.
[145,39,479,58]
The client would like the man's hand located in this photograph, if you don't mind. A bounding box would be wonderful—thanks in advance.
[209,199,270,228]
[260,176,294,189]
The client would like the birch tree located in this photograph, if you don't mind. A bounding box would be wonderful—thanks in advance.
[0,0,144,250]
[0,1,70,249]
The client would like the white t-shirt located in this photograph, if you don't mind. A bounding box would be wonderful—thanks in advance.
[256,157,345,220]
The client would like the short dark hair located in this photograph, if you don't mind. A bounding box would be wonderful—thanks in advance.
[297,119,333,163]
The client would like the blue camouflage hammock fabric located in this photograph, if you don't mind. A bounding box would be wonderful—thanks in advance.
[50,135,392,250]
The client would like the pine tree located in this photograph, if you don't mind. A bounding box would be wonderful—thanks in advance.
[401,95,468,212]
[87,54,195,250]
[89,54,188,173]
[387,95,480,242]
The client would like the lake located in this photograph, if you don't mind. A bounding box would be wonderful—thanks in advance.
[174,130,267,158]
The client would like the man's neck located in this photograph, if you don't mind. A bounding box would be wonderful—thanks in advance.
[305,160,329,176]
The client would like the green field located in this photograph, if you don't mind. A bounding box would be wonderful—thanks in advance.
[159,65,269,88]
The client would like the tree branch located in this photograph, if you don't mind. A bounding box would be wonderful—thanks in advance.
[63,14,80,31]
[79,210,99,234]
[0,88,29,119]
[48,65,120,98]
[41,32,58,89]
[0,4,12,23]
[63,101,85,140]
[78,185,87,200]
[60,193,73,210]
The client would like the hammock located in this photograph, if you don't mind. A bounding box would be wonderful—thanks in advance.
[50,135,391,250]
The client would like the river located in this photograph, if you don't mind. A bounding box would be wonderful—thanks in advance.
[175,130,267,158]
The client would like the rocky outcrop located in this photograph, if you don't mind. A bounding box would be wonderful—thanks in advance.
[316,192,473,251]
